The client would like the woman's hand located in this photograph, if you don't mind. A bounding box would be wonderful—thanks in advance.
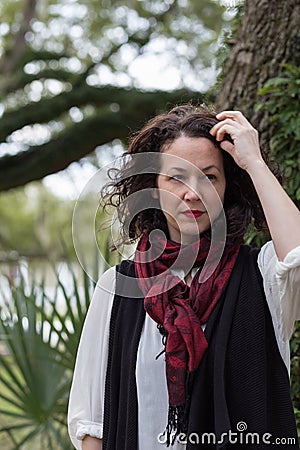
[210,110,264,172]
[82,436,103,450]
[211,112,300,261]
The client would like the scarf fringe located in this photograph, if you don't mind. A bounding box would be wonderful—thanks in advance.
[162,371,195,446]
[156,324,168,360]
[163,404,188,447]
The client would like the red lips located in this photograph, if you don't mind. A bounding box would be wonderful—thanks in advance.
[182,210,205,218]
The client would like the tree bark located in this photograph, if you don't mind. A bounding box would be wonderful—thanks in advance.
[0,0,37,75]
[216,0,300,145]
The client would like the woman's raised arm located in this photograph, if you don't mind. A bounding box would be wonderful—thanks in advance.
[210,111,300,261]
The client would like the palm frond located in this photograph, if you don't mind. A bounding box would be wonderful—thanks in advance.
[0,260,93,449]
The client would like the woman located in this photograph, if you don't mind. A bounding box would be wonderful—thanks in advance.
[68,105,300,449]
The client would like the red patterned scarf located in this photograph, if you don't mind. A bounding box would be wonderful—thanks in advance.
[134,230,241,443]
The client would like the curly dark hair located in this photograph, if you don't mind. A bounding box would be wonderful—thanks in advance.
[101,104,282,246]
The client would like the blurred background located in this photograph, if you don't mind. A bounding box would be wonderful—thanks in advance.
[0,0,299,448]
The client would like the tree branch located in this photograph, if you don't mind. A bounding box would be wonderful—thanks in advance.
[0,86,198,142]
[0,89,203,191]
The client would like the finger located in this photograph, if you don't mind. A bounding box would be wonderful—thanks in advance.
[220,139,235,154]
[211,123,238,142]
[216,111,250,126]
[210,118,242,136]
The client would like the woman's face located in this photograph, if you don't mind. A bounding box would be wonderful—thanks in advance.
[156,135,226,244]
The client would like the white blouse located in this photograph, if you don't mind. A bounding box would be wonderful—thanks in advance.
[68,241,300,450]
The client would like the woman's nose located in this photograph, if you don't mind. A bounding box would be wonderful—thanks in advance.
[183,185,202,202]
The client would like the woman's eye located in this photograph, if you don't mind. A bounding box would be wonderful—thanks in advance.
[206,174,216,181]
[171,174,185,182]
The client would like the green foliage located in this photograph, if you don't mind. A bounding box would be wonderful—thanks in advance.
[0,0,228,190]
[0,183,75,260]
[256,64,300,207]
[244,223,269,248]
[213,1,244,94]
[256,65,300,429]
[290,321,300,437]
[0,261,94,449]
[0,0,226,90]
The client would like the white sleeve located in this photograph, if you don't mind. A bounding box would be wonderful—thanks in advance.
[68,266,116,450]
[257,241,300,343]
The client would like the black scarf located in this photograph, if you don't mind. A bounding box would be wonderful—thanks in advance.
[103,245,299,449]
[135,231,241,443]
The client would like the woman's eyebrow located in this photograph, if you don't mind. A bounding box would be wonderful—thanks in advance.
[165,165,221,173]
[167,167,186,172]
[201,165,221,173]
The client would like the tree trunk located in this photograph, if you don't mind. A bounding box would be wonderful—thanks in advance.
[216,0,300,145]
[0,0,37,75]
